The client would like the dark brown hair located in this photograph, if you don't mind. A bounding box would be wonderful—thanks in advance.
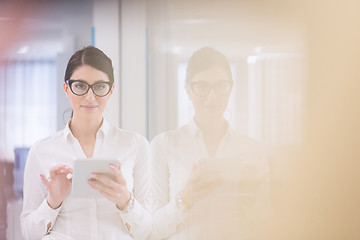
[64,46,114,83]
[186,47,232,83]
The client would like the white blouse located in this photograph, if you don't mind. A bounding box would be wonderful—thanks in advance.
[150,120,271,240]
[21,119,151,240]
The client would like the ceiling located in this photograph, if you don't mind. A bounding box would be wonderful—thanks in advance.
[147,0,307,60]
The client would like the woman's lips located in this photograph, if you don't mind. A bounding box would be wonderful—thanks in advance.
[203,105,221,108]
[81,105,98,110]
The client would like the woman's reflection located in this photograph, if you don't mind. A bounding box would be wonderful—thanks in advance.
[150,47,271,240]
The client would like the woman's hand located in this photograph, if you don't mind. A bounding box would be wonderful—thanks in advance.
[88,163,131,210]
[40,165,73,209]
[180,162,223,208]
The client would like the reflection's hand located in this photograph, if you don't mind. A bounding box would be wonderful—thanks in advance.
[40,165,73,209]
[88,163,131,210]
[181,162,223,207]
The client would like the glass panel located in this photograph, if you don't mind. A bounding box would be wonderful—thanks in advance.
[147,0,307,143]
[147,1,307,239]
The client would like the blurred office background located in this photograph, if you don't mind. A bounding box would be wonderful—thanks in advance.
[0,0,359,239]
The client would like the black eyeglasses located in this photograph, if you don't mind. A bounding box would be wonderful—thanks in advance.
[190,81,233,97]
[65,80,113,97]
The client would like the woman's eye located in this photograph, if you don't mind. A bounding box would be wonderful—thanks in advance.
[195,83,208,90]
[217,83,227,90]
[94,83,106,91]
[74,83,87,90]
[216,82,231,89]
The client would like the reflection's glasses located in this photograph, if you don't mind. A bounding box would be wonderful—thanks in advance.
[190,81,233,97]
[65,80,113,97]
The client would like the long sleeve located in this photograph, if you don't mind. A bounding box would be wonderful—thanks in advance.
[149,135,184,240]
[20,120,151,239]
[20,146,61,240]
[119,134,152,240]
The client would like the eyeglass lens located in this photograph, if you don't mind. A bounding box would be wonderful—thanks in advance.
[191,81,232,96]
[69,80,111,97]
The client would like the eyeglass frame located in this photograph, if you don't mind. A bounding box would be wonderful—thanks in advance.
[189,80,233,97]
[65,79,113,97]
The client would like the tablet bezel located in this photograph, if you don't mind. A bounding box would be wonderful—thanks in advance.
[71,158,119,198]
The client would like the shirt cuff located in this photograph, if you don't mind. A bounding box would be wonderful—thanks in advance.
[172,198,190,226]
[149,199,188,240]
[118,199,151,236]
[38,199,62,234]
[118,198,141,223]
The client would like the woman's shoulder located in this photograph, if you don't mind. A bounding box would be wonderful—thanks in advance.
[27,130,66,161]
[30,130,65,149]
[150,125,188,146]
[109,125,149,144]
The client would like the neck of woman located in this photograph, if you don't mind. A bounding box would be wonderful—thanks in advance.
[69,115,103,141]
[194,114,228,157]
[194,114,228,139]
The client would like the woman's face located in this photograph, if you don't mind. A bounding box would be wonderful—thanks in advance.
[63,64,114,121]
[186,66,232,120]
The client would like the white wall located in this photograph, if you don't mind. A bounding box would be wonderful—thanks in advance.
[56,0,124,131]
[93,0,121,128]
[56,1,94,130]
[119,0,148,137]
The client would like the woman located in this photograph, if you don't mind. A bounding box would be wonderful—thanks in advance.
[150,47,270,240]
[21,46,151,240]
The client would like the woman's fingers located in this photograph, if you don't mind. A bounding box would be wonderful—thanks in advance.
[88,172,126,195]
[55,165,72,174]
[43,165,73,187]
[110,163,127,184]
[88,178,118,196]
[192,176,223,191]
[97,189,117,203]
[40,174,49,186]
[88,177,130,206]
[88,163,131,207]
[48,165,58,178]
[49,164,72,177]
[191,166,223,186]
[190,179,223,202]
[186,165,224,202]
[91,173,113,186]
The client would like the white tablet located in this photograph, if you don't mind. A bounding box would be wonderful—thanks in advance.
[71,159,119,198]
[201,157,243,182]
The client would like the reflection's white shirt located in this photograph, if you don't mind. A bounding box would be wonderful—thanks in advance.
[21,119,151,240]
[150,119,271,240]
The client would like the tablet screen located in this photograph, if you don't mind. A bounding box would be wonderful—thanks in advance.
[71,159,119,198]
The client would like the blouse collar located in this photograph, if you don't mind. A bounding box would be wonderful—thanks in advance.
[63,118,110,142]
[187,117,232,138]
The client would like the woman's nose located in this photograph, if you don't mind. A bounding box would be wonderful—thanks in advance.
[206,88,217,100]
[85,88,96,101]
